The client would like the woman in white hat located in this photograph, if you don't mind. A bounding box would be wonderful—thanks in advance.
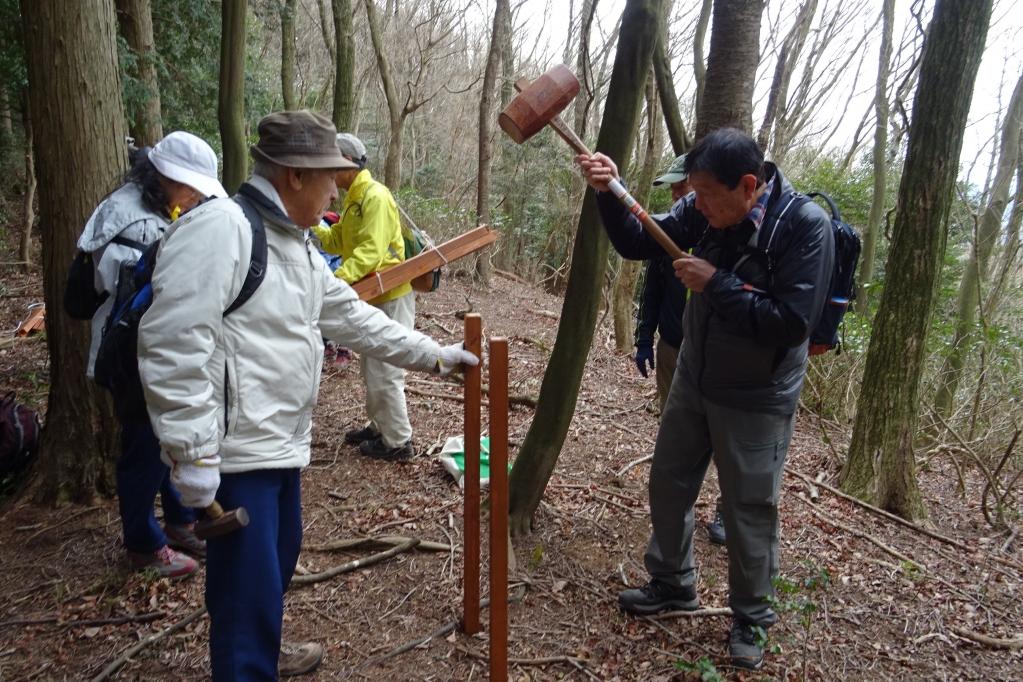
[76,131,226,578]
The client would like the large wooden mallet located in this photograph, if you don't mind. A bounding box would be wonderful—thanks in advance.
[498,64,684,260]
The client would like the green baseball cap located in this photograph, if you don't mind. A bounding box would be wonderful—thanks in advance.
[652,153,688,187]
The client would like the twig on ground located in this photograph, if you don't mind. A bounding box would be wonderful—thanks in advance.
[23,506,103,544]
[292,539,419,586]
[650,607,733,620]
[89,607,207,682]
[615,454,652,478]
[951,626,1023,650]
[305,535,451,553]
[0,611,165,630]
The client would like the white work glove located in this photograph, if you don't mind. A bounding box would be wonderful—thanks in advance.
[435,343,480,376]
[169,455,221,509]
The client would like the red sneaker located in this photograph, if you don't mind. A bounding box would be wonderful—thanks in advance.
[127,545,198,579]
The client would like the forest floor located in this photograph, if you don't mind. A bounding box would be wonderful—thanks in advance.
[2,263,1023,681]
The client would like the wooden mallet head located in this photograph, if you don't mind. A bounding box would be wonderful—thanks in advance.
[498,64,589,155]
[195,500,250,540]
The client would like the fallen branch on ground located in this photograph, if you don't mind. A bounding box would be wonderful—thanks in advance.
[0,611,165,630]
[615,454,652,478]
[89,607,206,682]
[951,626,1023,650]
[23,506,104,543]
[305,535,451,553]
[650,607,733,620]
[292,539,419,586]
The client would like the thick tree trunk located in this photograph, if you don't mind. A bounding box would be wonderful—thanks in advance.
[281,0,297,110]
[840,0,993,521]
[692,0,712,122]
[219,0,247,194]
[115,0,163,145]
[508,0,665,535]
[695,0,764,139]
[20,95,34,270]
[21,0,125,504]
[933,71,1023,417]
[474,0,508,285]
[855,0,896,310]
[363,0,402,187]
[332,0,355,130]
[653,1,690,155]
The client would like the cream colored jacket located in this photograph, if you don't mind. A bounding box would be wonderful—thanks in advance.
[138,176,441,473]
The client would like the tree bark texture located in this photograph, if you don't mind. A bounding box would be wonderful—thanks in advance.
[20,0,125,503]
[115,0,163,145]
[985,160,1023,317]
[363,0,403,187]
[933,71,1023,417]
[572,0,598,139]
[20,94,34,270]
[474,0,508,285]
[653,8,690,155]
[756,0,817,154]
[332,0,355,130]
[281,0,297,110]
[855,0,896,310]
[691,0,712,126]
[695,0,764,139]
[219,0,247,194]
[508,0,665,535]
[840,0,993,520]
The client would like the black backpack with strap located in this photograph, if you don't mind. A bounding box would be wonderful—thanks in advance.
[64,234,147,320]
[94,189,268,421]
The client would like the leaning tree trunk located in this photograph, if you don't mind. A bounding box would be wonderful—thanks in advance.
[855,0,896,311]
[219,0,247,194]
[332,0,355,130]
[756,0,817,154]
[653,0,690,155]
[281,0,297,110]
[20,94,34,271]
[115,0,163,145]
[508,0,666,535]
[474,0,508,285]
[21,0,125,504]
[612,71,660,352]
[839,0,993,521]
[695,0,764,139]
[692,0,712,122]
[985,160,1023,317]
[933,70,1023,418]
[363,0,403,187]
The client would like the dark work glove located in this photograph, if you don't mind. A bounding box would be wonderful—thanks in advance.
[634,343,654,378]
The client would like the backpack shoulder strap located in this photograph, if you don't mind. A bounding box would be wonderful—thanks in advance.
[109,234,147,252]
[806,191,842,222]
[225,194,268,317]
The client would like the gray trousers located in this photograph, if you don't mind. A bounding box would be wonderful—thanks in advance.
[654,338,678,414]
[644,367,795,626]
[361,292,415,448]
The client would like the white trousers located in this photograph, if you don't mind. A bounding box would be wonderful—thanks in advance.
[361,292,415,447]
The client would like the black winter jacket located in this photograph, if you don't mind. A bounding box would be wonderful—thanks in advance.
[635,254,686,350]
[597,163,833,414]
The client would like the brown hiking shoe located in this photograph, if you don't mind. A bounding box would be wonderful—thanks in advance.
[279,641,323,677]
[127,545,198,579]
[165,523,207,559]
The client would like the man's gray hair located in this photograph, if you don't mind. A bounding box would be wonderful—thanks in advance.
[253,158,286,180]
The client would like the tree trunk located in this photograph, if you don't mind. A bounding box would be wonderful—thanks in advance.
[572,0,598,138]
[115,0,163,145]
[985,160,1023,317]
[281,0,297,110]
[613,72,660,352]
[933,71,1023,418]
[316,0,336,60]
[498,0,514,109]
[839,0,993,521]
[691,0,712,123]
[332,0,355,130]
[20,93,34,271]
[363,0,402,187]
[756,0,817,153]
[20,0,125,504]
[0,88,12,145]
[695,0,764,139]
[653,9,690,155]
[855,0,896,310]
[474,0,508,285]
[508,0,665,535]
[219,0,247,194]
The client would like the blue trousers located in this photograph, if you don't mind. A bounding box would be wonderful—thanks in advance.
[207,468,303,681]
[117,420,196,553]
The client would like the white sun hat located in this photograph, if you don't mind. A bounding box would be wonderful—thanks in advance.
[149,131,227,198]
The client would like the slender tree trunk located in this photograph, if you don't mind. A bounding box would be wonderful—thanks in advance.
[839,0,993,521]
[613,72,660,351]
[281,0,297,110]
[508,0,666,535]
[653,7,690,155]
[316,0,336,60]
[474,0,509,285]
[0,89,12,146]
[115,0,163,145]
[855,0,896,310]
[985,159,1023,316]
[499,0,514,109]
[572,0,598,138]
[695,0,764,139]
[219,0,247,194]
[933,71,1023,417]
[363,0,402,187]
[692,0,712,122]
[21,0,125,504]
[756,0,817,153]
[332,0,355,130]
[20,94,34,270]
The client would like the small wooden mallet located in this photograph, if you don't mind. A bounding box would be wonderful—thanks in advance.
[195,500,250,540]
[498,64,684,260]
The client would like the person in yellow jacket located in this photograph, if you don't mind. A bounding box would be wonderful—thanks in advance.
[313,133,417,461]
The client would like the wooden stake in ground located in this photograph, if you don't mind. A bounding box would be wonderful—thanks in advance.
[488,336,509,680]
[462,314,482,634]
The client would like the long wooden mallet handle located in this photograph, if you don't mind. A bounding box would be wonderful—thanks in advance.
[512,79,685,261]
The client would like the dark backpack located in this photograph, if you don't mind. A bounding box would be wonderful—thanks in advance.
[94,190,268,421]
[0,392,41,478]
[64,235,147,320]
[756,191,862,355]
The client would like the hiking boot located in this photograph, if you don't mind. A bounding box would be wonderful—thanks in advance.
[127,545,198,579]
[728,619,766,670]
[279,640,323,677]
[165,523,207,559]
[618,579,699,615]
[359,437,414,462]
[706,508,726,546]
[344,425,381,444]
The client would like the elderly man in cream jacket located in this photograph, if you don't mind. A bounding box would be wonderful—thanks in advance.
[138,110,476,680]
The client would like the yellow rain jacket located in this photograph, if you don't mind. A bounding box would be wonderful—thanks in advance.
[313,169,411,305]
